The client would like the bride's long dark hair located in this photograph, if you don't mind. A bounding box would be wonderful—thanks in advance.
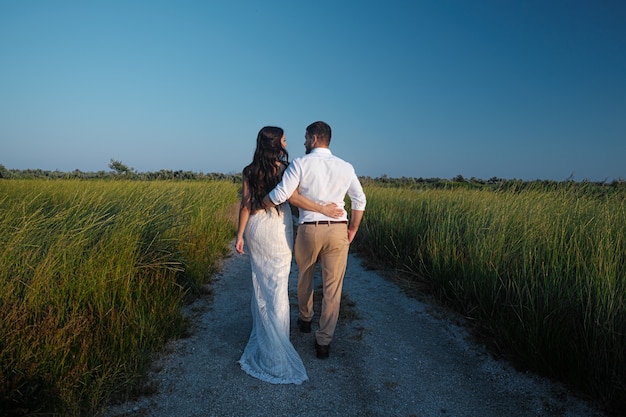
[243,126,289,211]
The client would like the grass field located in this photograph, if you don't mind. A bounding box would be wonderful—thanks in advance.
[1,178,624,415]
[0,179,239,416]
[353,184,625,413]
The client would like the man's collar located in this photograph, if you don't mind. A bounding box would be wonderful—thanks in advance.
[310,147,331,155]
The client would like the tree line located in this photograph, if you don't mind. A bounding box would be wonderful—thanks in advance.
[0,160,238,182]
[1,161,624,197]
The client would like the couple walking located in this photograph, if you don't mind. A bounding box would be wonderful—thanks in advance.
[235,121,367,385]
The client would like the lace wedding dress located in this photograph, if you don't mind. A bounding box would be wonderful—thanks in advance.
[238,203,308,385]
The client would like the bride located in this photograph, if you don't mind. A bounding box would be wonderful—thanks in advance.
[235,126,340,384]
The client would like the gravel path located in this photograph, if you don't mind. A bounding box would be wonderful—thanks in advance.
[105,242,605,417]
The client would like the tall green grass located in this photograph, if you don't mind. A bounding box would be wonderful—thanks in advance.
[0,179,238,416]
[355,185,625,412]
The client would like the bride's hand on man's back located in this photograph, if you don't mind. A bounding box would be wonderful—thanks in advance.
[323,203,343,219]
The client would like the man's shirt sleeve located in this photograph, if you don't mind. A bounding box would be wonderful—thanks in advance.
[347,171,367,211]
[268,161,300,205]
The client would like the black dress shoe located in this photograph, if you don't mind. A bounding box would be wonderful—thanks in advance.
[297,318,311,333]
[315,340,330,359]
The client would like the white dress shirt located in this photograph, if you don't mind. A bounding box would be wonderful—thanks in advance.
[268,148,366,224]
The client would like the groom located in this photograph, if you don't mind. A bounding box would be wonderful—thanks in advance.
[262,121,366,359]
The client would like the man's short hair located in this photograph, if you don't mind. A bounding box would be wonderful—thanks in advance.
[306,121,332,145]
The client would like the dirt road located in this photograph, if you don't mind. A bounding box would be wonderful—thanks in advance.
[105,243,604,417]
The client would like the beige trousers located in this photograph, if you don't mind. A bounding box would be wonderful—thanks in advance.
[295,222,349,346]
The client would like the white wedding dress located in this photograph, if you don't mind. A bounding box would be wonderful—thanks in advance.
[238,203,308,385]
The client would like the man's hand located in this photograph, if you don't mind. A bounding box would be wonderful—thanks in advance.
[346,210,364,244]
[347,228,358,244]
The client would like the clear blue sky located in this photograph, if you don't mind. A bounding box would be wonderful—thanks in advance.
[1,0,624,181]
